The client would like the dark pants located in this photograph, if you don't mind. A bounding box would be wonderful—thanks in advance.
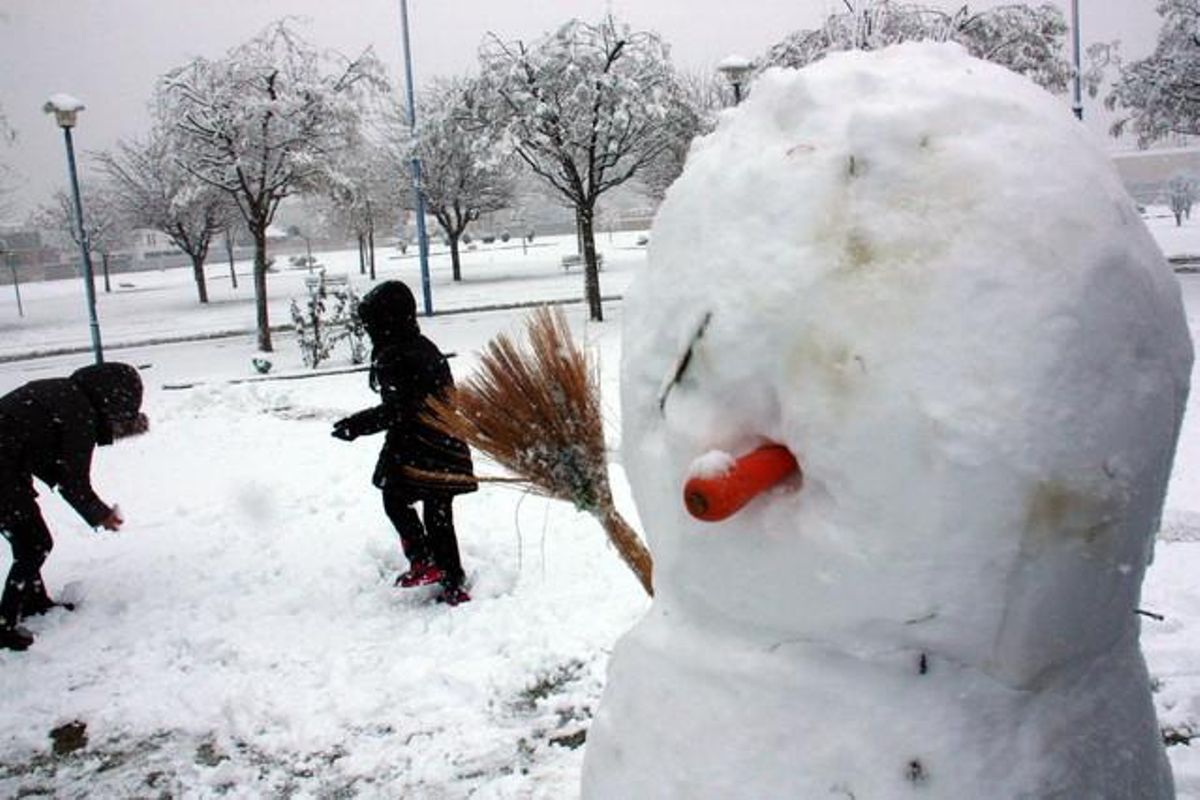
[0,498,54,630]
[382,488,464,586]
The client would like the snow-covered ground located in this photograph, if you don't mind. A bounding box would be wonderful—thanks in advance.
[2,221,1200,796]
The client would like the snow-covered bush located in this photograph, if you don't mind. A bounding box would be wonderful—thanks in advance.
[290,272,365,368]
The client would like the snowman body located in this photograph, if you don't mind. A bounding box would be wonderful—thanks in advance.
[582,43,1190,799]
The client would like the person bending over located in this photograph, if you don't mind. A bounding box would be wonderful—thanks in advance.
[0,362,148,651]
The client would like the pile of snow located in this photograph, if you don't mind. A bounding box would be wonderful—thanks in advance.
[586,43,1191,798]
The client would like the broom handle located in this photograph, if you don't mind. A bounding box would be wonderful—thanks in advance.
[599,502,654,597]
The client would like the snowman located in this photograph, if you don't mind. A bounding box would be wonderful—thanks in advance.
[581,43,1191,798]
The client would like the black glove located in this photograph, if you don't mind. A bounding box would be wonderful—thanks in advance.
[331,419,357,441]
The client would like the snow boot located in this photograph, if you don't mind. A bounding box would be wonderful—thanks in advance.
[0,626,34,652]
[396,561,445,588]
[435,584,471,607]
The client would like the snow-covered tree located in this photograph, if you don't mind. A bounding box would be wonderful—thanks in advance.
[763,2,1073,93]
[1106,0,1200,146]
[398,77,516,282]
[39,184,130,294]
[637,70,722,202]
[97,126,227,303]
[477,15,693,321]
[320,136,406,281]
[160,19,385,351]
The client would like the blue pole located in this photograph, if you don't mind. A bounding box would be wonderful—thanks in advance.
[399,0,433,316]
[1070,0,1083,120]
[62,126,104,363]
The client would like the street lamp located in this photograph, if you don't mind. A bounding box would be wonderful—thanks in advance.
[1070,0,1083,120]
[399,0,434,316]
[717,55,754,106]
[43,93,103,363]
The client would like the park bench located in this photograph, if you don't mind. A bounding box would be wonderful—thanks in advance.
[561,253,604,271]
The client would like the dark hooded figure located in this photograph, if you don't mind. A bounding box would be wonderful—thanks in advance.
[0,362,148,651]
[332,281,477,606]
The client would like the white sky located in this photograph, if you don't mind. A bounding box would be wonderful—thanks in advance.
[0,0,1162,220]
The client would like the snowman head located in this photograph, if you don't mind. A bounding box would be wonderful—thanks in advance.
[621,43,1191,680]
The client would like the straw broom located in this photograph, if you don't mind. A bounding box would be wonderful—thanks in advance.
[423,306,653,596]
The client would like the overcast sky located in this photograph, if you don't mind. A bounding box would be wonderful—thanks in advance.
[0,0,1162,221]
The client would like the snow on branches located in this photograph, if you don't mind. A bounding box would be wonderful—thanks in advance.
[763,1,1073,94]
[158,18,386,351]
[476,15,693,321]
[97,127,229,303]
[392,77,517,282]
[1107,0,1200,146]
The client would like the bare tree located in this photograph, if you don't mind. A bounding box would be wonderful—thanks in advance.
[1106,0,1200,146]
[97,126,226,303]
[39,184,129,294]
[398,77,516,282]
[477,15,692,321]
[763,1,1074,93]
[0,103,17,222]
[160,19,384,351]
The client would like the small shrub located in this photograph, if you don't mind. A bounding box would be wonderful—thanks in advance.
[291,273,365,369]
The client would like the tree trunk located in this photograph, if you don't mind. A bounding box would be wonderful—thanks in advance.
[253,226,273,352]
[578,206,603,322]
[368,224,376,281]
[358,234,366,275]
[450,235,462,282]
[192,253,209,304]
[225,230,238,290]
[101,253,111,293]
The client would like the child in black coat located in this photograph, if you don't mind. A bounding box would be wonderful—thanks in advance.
[0,362,148,650]
[332,281,477,606]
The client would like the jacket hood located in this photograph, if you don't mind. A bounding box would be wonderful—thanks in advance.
[71,362,144,440]
[358,280,420,344]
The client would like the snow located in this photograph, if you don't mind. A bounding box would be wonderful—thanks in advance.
[686,450,735,480]
[0,234,647,797]
[586,43,1189,798]
[2,48,1200,798]
[43,93,85,113]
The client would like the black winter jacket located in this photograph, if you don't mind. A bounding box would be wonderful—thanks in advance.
[0,363,143,527]
[341,336,477,496]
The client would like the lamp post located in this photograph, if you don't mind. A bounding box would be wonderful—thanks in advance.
[1070,0,1083,120]
[399,0,434,316]
[717,55,754,106]
[44,93,103,363]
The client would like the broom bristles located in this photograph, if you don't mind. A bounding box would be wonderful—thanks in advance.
[427,306,607,506]
[425,306,653,595]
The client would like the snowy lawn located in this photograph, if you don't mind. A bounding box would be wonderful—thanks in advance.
[3,225,1200,795]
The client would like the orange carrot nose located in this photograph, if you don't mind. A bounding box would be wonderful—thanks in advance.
[684,444,801,522]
